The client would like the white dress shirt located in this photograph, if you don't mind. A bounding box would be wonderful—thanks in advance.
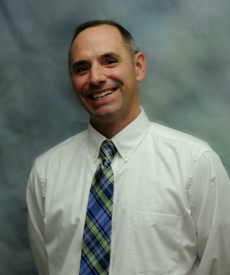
[27,108,230,275]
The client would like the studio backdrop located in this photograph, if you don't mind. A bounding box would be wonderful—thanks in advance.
[1,0,229,274]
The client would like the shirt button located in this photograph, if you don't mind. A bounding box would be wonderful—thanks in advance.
[124,154,128,158]
[94,154,97,159]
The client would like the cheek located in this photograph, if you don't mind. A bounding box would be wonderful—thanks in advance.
[72,78,85,95]
[107,68,125,82]
[111,66,135,83]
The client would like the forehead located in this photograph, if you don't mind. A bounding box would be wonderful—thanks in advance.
[71,25,128,59]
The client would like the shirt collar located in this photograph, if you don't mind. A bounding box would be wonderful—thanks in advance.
[87,107,151,163]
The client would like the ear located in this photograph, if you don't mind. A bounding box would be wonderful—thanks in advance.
[135,52,146,82]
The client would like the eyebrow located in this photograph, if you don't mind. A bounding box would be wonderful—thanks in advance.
[100,52,121,60]
[72,52,121,73]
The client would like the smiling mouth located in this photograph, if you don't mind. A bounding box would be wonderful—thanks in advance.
[91,89,116,100]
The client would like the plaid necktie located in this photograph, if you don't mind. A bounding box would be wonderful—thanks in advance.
[79,140,117,275]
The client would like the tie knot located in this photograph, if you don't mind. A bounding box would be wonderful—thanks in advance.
[99,140,117,162]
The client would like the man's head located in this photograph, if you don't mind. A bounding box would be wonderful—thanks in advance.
[68,20,138,74]
[69,20,146,136]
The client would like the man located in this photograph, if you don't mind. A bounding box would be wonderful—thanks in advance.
[27,20,230,275]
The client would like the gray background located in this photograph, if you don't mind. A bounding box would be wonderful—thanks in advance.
[1,0,229,274]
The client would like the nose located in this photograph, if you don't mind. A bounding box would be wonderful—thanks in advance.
[88,64,106,86]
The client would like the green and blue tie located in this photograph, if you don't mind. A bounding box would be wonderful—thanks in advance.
[79,140,117,275]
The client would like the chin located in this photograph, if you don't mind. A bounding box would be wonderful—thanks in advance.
[91,109,120,123]
[91,104,121,118]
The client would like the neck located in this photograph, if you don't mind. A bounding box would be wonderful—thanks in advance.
[90,108,141,139]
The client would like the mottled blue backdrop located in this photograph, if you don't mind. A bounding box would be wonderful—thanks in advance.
[1,0,229,274]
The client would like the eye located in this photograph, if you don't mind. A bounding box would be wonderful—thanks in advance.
[77,66,89,73]
[106,59,117,65]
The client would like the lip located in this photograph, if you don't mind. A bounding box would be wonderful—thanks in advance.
[88,87,117,98]
[87,87,117,105]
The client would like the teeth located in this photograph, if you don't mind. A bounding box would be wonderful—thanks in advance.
[92,89,114,99]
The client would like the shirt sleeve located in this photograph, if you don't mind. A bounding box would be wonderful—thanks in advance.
[190,150,230,274]
[27,160,49,275]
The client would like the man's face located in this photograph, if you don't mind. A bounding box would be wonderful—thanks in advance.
[70,24,145,127]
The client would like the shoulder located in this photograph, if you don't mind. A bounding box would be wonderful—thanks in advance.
[34,129,88,167]
[148,122,212,153]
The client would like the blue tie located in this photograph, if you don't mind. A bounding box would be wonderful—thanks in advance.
[79,140,117,275]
